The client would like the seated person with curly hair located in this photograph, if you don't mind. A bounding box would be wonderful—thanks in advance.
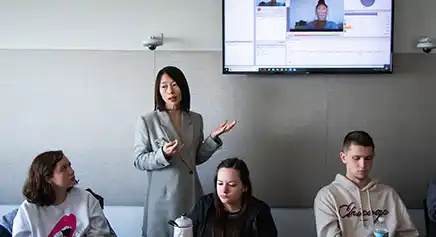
[12,150,114,237]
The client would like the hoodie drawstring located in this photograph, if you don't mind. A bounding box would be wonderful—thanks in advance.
[358,190,364,227]
[367,189,375,226]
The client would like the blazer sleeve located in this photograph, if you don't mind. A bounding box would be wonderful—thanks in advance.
[427,177,436,222]
[255,203,278,237]
[133,116,171,171]
[195,114,223,165]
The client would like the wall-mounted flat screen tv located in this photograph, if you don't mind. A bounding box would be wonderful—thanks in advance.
[222,0,394,74]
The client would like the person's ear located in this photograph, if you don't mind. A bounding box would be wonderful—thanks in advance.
[340,151,347,164]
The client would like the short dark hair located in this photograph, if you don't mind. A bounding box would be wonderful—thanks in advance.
[22,150,76,206]
[154,66,191,112]
[342,131,375,152]
[212,158,252,236]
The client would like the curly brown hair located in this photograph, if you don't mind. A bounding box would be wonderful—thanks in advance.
[22,150,76,206]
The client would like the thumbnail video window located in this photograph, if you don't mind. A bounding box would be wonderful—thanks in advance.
[256,0,287,7]
[288,0,344,31]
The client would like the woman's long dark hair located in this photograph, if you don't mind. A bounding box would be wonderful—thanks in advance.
[212,158,252,237]
[154,66,191,112]
[22,150,76,206]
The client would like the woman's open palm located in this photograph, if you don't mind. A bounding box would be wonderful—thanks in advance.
[210,120,237,139]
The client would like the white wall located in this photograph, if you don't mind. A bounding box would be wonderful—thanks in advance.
[0,0,222,51]
[2,50,436,209]
[0,0,435,52]
[0,50,155,205]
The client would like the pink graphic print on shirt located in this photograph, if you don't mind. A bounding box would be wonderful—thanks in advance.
[47,213,77,237]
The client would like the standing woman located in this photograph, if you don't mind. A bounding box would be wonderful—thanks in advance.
[134,66,236,237]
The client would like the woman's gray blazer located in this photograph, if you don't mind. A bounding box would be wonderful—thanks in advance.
[133,110,222,237]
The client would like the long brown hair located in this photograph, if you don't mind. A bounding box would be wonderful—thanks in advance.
[22,150,76,206]
[212,158,252,237]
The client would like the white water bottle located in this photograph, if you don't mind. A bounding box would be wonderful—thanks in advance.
[373,217,389,237]
[173,213,193,237]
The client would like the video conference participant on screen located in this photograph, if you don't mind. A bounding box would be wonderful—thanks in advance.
[305,0,338,30]
[258,0,286,6]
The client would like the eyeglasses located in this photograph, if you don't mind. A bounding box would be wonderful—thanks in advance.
[316,8,327,13]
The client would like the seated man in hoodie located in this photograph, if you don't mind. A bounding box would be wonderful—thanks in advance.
[314,131,418,237]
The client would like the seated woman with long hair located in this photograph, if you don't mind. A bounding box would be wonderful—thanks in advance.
[188,158,278,237]
[12,150,114,237]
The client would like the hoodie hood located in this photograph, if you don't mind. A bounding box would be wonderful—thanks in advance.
[333,173,378,192]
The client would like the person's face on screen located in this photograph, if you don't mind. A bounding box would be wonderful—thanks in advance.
[49,156,76,189]
[340,144,374,181]
[159,73,182,110]
[216,168,247,206]
[316,4,328,21]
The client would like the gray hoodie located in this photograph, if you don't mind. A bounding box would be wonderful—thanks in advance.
[314,174,418,237]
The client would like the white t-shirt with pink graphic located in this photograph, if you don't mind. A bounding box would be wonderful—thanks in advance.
[12,187,112,237]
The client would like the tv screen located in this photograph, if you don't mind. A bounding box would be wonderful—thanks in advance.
[222,0,394,74]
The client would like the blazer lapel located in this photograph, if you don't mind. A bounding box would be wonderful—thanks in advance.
[156,111,179,142]
[156,110,193,147]
[181,111,194,148]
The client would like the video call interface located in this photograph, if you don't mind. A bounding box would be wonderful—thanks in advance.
[223,0,393,72]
